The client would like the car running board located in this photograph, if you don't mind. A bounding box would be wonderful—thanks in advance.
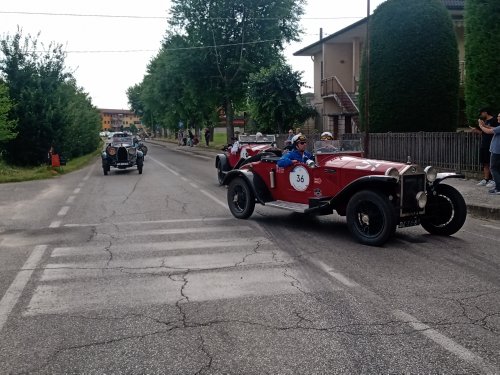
[264,200,310,213]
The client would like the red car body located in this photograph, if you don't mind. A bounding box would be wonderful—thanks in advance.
[222,140,467,246]
[215,134,281,184]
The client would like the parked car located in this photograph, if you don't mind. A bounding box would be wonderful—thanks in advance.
[215,133,282,184]
[101,132,144,175]
[221,139,467,246]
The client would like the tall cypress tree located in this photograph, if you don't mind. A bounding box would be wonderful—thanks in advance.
[464,0,500,121]
[359,0,459,132]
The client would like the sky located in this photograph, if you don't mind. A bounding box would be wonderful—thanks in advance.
[0,0,387,110]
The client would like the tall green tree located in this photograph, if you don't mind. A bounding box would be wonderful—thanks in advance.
[0,81,17,145]
[247,63,315,133]
[168,0,304,142]
[464,0,500,121]
[359,0,459,132]
[0,30,100,165]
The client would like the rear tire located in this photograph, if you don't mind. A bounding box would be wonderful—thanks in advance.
[227,177,255,219]
[217,160,225,185]
[421,184,466,236]
[346,190,396,246]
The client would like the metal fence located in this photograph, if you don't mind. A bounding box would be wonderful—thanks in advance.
[275,131,482,177]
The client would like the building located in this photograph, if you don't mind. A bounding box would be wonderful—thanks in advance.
[98,109,145,133]
[293,0,464,138]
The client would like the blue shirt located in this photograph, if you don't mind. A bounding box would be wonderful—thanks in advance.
[277,149,313,168]
[490,126,500,154]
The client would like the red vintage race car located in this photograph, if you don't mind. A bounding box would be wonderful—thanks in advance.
[221,139,467,246]
[215,133,282,184]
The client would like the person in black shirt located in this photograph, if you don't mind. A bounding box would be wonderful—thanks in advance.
[474,108,498,187]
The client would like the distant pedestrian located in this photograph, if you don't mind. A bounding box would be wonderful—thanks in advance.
[178,130,184,146]
[188,129,194,147]
[478,112,500,194]
[204,128,210,146]
[474,108,498,187]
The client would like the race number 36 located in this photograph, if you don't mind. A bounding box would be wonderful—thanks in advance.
[289,165,310,191]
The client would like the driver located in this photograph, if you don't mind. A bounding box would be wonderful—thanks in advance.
[277,134,313,167]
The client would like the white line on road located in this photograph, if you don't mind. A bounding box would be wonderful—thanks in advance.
[308,258,360,288]
[63,217,232,227]
[0,245,47,332]
[149,156,180,176]
[481,224,500,230]
[200,189,228,210]
[393,310,499,374]
[49,221,61,228]
[72,188,81,194]
[57,206,70,216]
[190,182,199,189]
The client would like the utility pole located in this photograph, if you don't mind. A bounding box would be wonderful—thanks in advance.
[364,0,371,158]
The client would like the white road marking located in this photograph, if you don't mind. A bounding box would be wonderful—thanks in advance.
[181,177,189,182]
[120,225,252,236]
[190,183,199,189]
[57,206,70,216]
[73,188,81,194]
[49,221,61,228]
[393,310,499,374]
[51,237,272,257]
[63,217,231,227]
[481,224,500,230]
[200,189,227,210]
[0,245,47,332]
[308,258,360,288]
[66,196,75,204]
[149,156,180,176]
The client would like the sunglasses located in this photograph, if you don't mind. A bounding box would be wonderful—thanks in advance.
[298,141,307,145]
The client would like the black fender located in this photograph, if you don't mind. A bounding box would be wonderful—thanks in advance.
[215,153,230,171]
[329,175,399,216]
[434,172,465,185]
[222,169,269,204]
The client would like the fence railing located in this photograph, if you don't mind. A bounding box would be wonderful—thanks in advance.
[275,131,482,176]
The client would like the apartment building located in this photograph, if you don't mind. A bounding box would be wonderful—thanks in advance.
[293,0,464,138]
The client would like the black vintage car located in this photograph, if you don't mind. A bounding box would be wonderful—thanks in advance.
[101,132,144,175]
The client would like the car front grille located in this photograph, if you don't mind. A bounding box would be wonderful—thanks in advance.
[401,174,425,214]
[117,147,128,162]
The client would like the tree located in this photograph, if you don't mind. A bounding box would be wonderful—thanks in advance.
[464,0,500,121]
[247,63,314,133]
[168,0,304,142]
[0,81,17,146]
[0,30,100,165]
[359,0,459,132]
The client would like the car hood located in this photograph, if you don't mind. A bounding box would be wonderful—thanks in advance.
[323,155,410,174]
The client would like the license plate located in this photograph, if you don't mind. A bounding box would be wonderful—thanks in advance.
[398,217,420,228]
[117,162,129,166]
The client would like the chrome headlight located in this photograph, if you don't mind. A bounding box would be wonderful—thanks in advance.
[416,191,427,208]
[128,147,137,155]
[107,146,116,156]
[385,167,400,182]
[424,166,437,182]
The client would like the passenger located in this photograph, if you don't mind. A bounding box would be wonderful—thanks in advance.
[320,131,333,141]
[230,136,240,154]
[277,134,313,168]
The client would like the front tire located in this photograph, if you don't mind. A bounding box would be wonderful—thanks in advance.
[227,177,255,219]
[217,160,225,185]
[421,184,466,236]
[346,190,396,246]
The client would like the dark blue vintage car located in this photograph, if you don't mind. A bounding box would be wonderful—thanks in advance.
[101,132,144,175]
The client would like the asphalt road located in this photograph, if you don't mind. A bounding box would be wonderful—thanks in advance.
[0,143,499,374]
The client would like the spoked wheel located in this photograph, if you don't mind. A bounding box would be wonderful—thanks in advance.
[420,184,466,236]
[346,190,396,246]
[227,177,255,219]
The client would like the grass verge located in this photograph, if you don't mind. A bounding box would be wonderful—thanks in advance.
[0,149,101,184]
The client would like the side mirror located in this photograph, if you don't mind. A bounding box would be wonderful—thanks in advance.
[306,159,316,168]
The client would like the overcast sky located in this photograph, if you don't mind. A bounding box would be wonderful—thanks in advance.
[0,0,386,109]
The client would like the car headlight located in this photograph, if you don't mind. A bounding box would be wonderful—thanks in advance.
[424,166,437,182]
[416,191,427,208]
[107,146,116,156]
[128,147,137,155]
[385,167,400,182]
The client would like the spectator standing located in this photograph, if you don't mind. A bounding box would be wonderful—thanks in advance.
[478,112,500,194]
[474,108,498,187]
[204,128,210,146]
[188,129,194,147]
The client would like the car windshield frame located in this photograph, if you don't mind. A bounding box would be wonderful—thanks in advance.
[314,139,363,154]
[239,134,276,144]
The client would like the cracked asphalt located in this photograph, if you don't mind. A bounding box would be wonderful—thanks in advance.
[0,142,499,374]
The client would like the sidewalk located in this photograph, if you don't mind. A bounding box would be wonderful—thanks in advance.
[146,138,500,221]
